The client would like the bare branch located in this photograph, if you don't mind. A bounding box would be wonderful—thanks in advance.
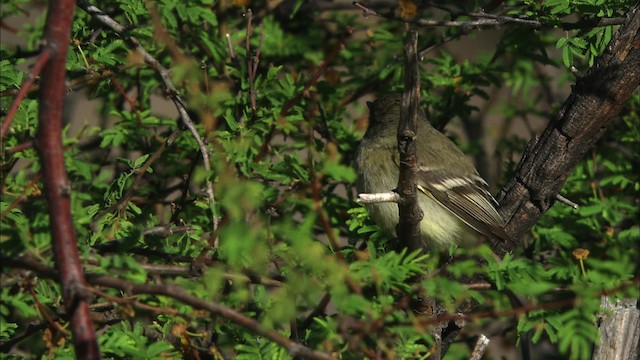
[469,334,490,360]
[226,33,236,59]
[555,194,579,209]
[357,191,401,204]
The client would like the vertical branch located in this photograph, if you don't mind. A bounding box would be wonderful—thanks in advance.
[35,0,99,358]
[396,30,423,252]
[398,31,449,360]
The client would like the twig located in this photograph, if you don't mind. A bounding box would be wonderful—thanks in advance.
[92,225,198,263]
[135,262,285,287]
[0,172,42,220]
[327,277,638,340]
[145,2,188,64]
[555,194,579,209]
[244,9,263,115]
[298,293,332,335]
[1,47,51,140]
[225,33,235,59]
[8,140,34,153]
[3,254,337,360]
[109,75,151,137]
[0,320,49,352]
[87,286,183,317]
[469,334,490,360]
[170,152,200,224]
[141,224,192,237]
[417,31,467,59]
[25,280,70,338]
[357,191,400,204]
[77,0,220,246]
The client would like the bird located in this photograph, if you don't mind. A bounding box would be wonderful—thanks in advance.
[354,93,512,251]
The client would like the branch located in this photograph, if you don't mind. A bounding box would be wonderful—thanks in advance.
[0,172,42,220]
[497,3,640,249]
[357,191,400,204]
[76,0,220,245]
[469,334,490,360]
[34,0,99,358]
[396,30,423,252]
[353,2,626,29]
[1,47,50,140]
[3,254,336,360]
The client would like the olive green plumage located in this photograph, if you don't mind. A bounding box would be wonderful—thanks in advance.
[355,94,510,248]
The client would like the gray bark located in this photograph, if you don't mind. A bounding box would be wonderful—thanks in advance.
[592,297,640,360]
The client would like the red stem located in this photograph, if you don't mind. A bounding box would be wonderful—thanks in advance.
[36,0,100,358]
[1,47,51,140]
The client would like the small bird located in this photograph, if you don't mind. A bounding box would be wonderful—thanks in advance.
[354,94,512,250]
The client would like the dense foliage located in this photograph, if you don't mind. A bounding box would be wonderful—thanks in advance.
[1,0,638,359]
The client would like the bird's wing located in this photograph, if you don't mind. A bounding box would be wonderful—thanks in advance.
[416,168,511,244]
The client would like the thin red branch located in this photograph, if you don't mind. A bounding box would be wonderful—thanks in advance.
[8,140,34,153]
[0,172,42,220]
[26,281,70,338]
[87,287,184,317]
[110,75,147,130]
[1,47,51,140]
[35,0,99,358]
